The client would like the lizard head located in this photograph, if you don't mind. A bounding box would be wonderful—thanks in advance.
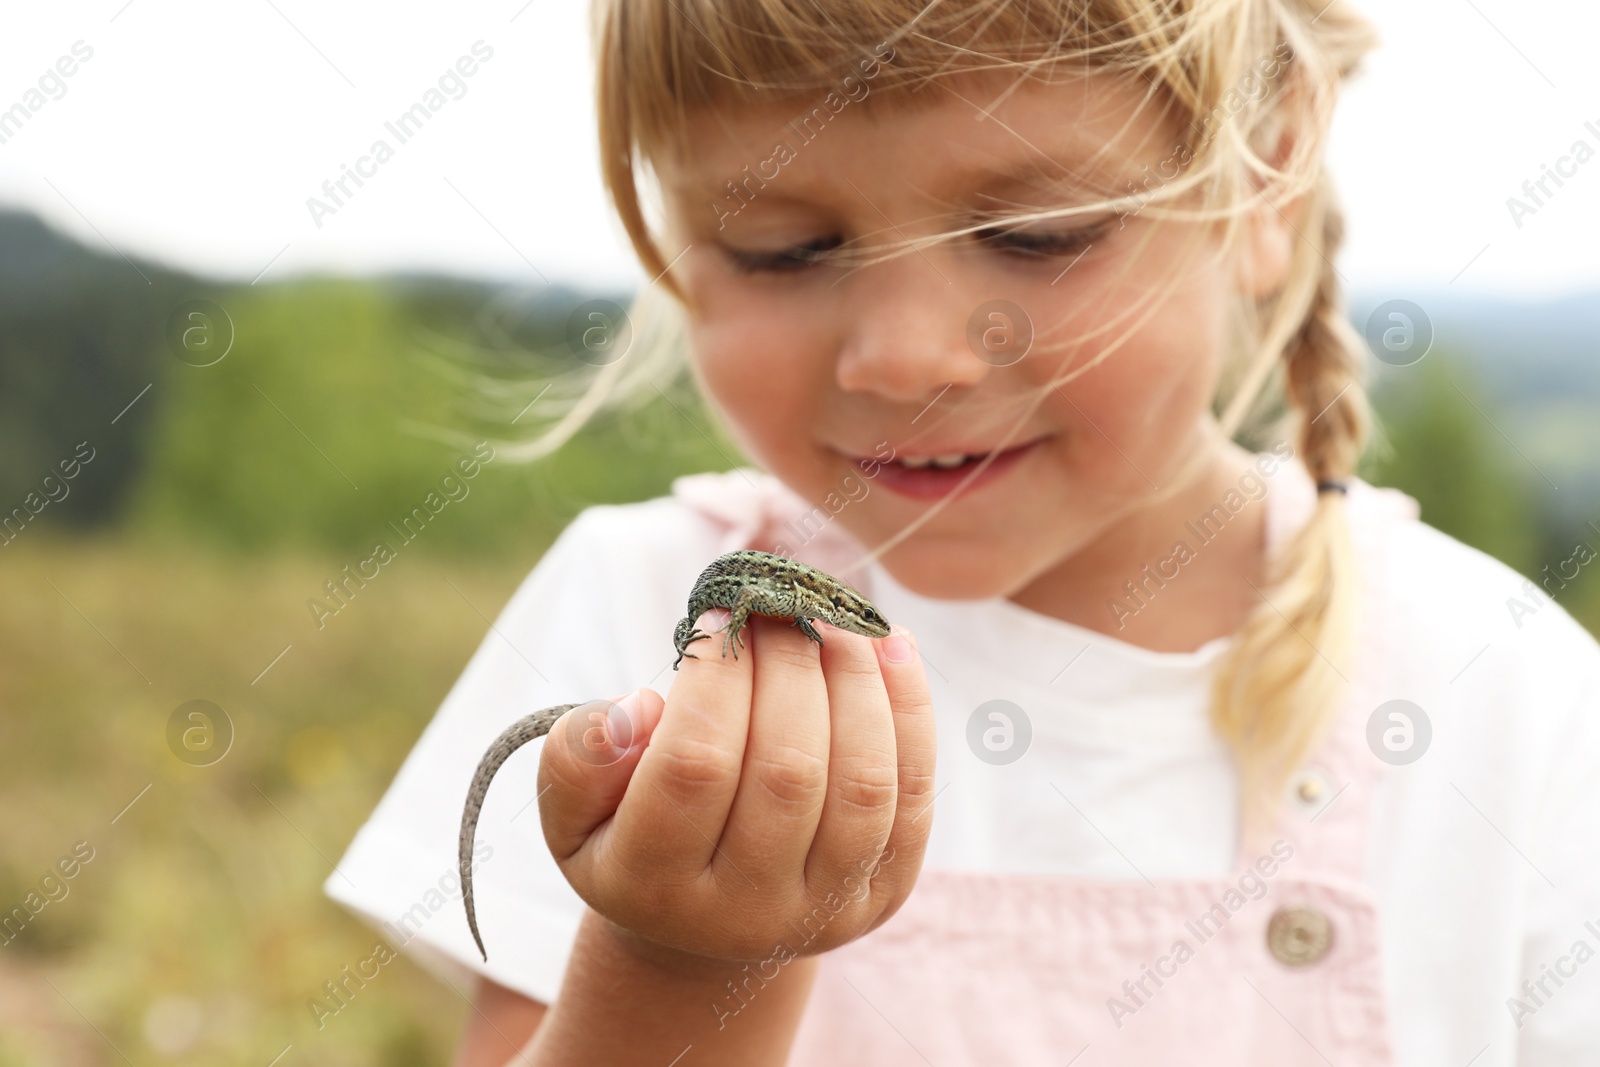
[827,587,892,640]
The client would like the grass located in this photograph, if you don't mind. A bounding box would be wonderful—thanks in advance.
[0,536,542,1066]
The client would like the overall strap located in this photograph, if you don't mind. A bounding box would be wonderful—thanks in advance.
[1236,471,1421,882]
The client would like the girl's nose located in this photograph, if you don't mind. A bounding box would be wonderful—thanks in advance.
[834,252,992,403]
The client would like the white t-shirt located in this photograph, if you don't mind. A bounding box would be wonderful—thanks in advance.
[327,458,1600,1065]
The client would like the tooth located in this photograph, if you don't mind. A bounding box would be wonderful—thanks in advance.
[930,453,968,468]
[899,456,934,469]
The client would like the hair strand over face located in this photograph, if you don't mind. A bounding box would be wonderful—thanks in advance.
[564,0,1381,832]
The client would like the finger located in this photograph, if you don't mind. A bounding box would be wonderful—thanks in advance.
[801,622,900,897]
[718,613,833,883]
[540,689,663,869]
[607,608,752,886]
[860,625,937,918]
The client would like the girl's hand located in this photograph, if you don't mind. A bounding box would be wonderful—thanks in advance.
[536,609,936,965]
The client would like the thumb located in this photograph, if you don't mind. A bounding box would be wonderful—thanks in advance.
[538,688,663,863]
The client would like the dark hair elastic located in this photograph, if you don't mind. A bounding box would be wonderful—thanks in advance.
[1316,480,1349,495]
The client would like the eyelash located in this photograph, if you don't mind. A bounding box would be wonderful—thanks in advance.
[975,221,1109,259]
[724,236,844,274]
[723,222,1108,274]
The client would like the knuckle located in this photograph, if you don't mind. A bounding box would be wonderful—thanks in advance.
[829,756,900,813]
[829,647,883,681]
[651,735,742,794]
[893,765,939,830]
[896,762,938,804]
[748,744,829,807]
[891,680,936,715]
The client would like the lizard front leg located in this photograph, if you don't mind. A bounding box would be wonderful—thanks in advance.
[788,578,826,650]
[792,615,825,648]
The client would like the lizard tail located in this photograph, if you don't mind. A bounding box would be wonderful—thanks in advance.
[459,703,581,961]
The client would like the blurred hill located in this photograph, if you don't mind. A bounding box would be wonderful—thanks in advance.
[0,209,734,557]
[0,211,188,526]
[2,207,1596,580]
[1351,290,1600,403]
[1351,288,1600,577]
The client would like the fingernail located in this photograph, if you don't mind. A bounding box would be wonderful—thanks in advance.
[881,626,915,664]
[696,608,729,631]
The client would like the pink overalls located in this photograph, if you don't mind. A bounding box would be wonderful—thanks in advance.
[672,465,1417,1066]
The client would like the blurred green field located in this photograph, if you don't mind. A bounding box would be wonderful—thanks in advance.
[0,536,539,1065]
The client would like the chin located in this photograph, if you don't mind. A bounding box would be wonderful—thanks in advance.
[875,541,1029,602]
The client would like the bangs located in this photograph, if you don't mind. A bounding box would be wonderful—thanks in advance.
[598,0,1186,161]
[591,0,1357,289]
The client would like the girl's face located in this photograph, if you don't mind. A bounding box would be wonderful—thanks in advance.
[656,71,1288,600]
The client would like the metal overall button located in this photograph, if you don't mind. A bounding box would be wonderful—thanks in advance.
[1287,765,1336,818]
[1266,906,1334,966]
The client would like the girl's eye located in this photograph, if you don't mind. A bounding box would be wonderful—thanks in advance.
[975,220,1109,259]
[724,235,843,274]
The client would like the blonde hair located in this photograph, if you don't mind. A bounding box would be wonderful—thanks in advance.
[514,0,1377,836]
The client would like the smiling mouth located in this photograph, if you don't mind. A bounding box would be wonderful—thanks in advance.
[851,438,1047,500]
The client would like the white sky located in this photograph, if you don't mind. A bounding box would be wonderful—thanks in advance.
[1,0,1596,299]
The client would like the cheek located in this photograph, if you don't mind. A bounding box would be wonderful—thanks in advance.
[684,286,827,462]
[1038,261,1229,471]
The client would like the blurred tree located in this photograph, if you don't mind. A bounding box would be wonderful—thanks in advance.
[124,277,738,555]
[0,211,190,528]
[1361,350,1541,577]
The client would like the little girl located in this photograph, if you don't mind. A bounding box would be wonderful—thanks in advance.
[329,1,1600,1063]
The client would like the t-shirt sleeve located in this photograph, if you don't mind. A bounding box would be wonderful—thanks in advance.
[323,499,710,1005]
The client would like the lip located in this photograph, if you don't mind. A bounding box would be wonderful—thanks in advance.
[860,438,1045,501]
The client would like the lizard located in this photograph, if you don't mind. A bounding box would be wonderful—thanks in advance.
[457,549,892,961]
